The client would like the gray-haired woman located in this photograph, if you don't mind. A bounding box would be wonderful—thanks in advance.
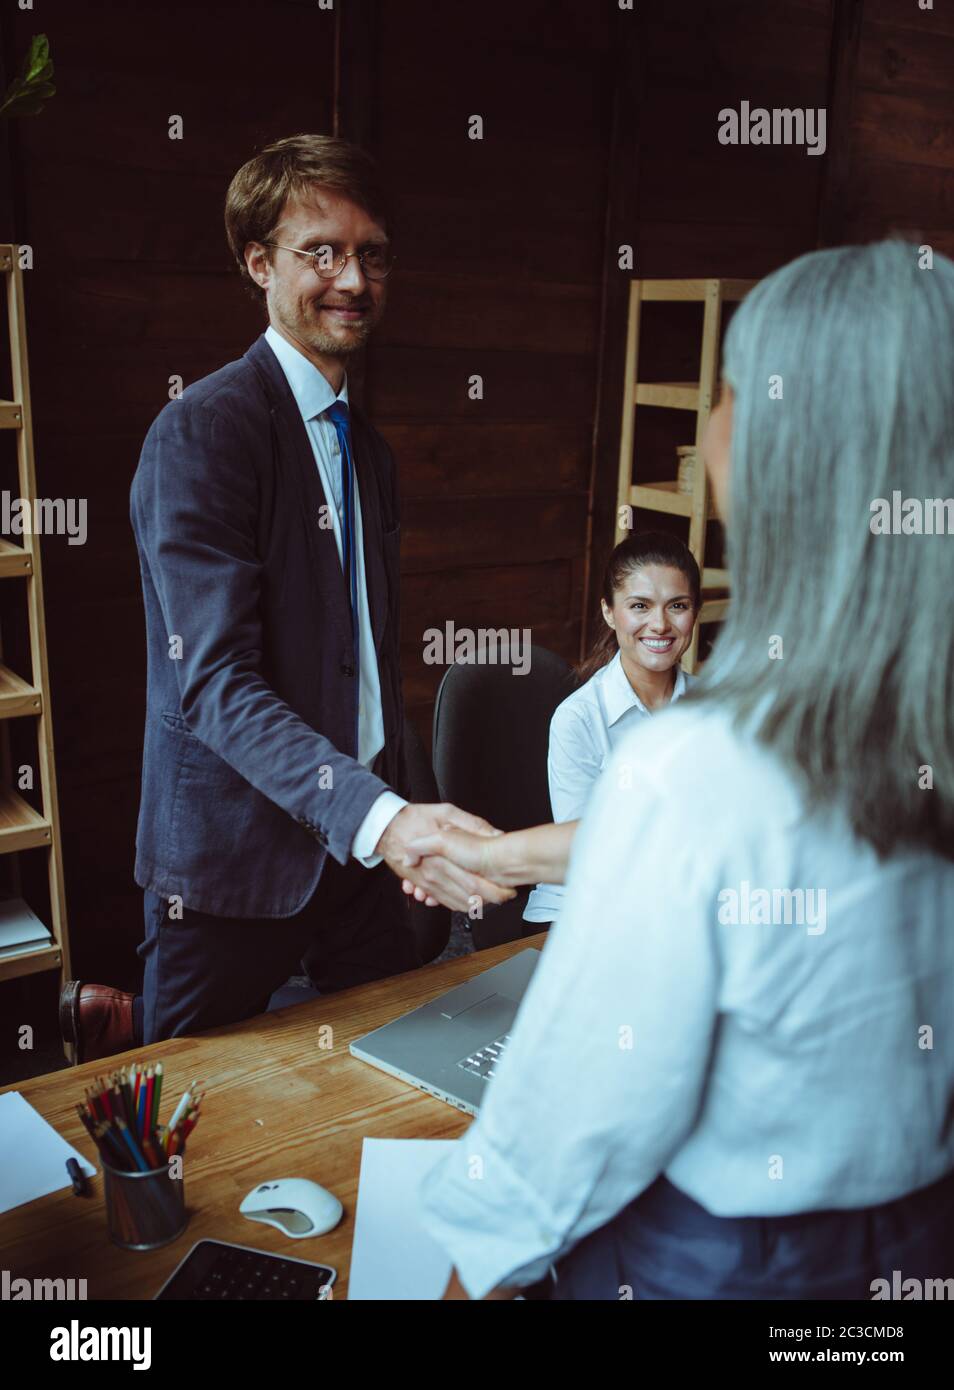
[405,240,954,1300]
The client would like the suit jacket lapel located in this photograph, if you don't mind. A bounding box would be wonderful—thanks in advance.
[245,335,354,652]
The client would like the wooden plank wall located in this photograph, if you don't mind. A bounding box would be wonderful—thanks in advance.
[1,0,335,983]
[357,0,615,731]
[836,0,954,251]
[0,0,950,989]
[587,0,834,659]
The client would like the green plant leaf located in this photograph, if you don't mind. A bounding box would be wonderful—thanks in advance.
[22,35,51,84]
[0,34,56,121]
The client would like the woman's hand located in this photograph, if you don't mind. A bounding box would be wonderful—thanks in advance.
[403,820,579,904]
[401,824,507,906]
[406,825,502,879]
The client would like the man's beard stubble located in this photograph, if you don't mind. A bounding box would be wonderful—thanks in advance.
[297,295,382,357]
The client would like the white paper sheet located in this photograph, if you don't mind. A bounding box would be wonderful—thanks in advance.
[0,1091,96,1214]
[348,1137,456,1300]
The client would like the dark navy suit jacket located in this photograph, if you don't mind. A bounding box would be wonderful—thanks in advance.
[130,333,409,918]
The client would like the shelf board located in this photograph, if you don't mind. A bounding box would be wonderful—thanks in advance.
[638,278,758,303]
[0,941,62,984]
[702,567,730,590]
[635,381,700,411]
[0,538,32,577]
[0,401,23,429]
[0,663,41,719]
[0,785,52,853]
[629,481,694,517]
[699,597,730,623]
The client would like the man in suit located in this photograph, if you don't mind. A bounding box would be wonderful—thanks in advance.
[60,134,509,1056]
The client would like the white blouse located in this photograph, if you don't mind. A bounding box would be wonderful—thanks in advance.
[419,699,954,1298]
[523,652,694,922]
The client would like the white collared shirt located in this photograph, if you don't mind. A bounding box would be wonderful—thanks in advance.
[419,698,954,1297]
[264,327,405,864]
[524,652,694,921]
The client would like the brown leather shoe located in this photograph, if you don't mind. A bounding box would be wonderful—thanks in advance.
[59,981,136,1064]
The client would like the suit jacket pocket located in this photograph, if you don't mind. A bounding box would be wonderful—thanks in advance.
[160,710,252,786]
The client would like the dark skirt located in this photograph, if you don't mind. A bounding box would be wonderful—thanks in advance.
[544,1168,954,1300]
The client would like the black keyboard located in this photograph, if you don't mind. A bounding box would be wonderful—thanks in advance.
[155,1239,336,1300]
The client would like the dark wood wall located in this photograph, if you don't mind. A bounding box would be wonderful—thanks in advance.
[839,0,954,250]
[0,0,950,995]
[587,0,834,661]
[0,0,334,986]
[356,0,615,727]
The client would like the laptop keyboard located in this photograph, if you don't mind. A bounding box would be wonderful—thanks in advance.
[457,1033,511,1081]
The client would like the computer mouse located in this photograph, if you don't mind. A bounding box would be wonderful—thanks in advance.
[239,1178,344,1239]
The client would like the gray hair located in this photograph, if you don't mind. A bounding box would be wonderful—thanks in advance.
[695,239,954,859]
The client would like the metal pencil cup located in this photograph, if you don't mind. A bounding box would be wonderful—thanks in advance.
[102,1160,189,1251]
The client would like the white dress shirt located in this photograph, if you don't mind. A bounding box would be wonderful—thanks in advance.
[419,698,954,1297]
[264,327,405,865]
[523,652,694,921]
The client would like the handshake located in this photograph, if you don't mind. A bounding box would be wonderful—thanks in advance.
[374,802,519,914]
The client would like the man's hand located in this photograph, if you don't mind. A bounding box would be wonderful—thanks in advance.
[376,803,516,914]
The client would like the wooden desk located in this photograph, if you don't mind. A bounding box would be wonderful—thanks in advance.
[0,934,545,1299]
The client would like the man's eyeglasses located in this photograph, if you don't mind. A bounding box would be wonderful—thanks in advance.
[262,241,395,281]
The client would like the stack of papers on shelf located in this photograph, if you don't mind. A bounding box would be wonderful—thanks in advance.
[0,896,52,959]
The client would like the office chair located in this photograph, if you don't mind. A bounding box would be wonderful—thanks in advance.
[432,645,579,950]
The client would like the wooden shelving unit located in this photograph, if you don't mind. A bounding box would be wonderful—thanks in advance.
[0,244,72,1027]
[615,277,757,671]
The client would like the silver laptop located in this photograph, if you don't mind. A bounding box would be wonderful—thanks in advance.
[349,948,541,1115]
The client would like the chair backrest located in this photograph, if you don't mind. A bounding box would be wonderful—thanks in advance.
[432,646,579,948]
[402,717,453,964]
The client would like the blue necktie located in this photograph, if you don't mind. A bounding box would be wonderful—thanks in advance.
[324,400,360,756]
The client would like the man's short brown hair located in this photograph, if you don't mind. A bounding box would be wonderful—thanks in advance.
[224,133,390,301]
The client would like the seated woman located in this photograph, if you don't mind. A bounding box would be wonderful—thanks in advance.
[404,239,954,1299]
[523,531,700,926]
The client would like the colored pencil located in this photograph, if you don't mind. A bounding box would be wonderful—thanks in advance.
[77,1062,204,1174]
[151,1062,163,1132]
[136,1070,149,1140]
[144,1066,155,1141]
[94,1120,130,1169]
[116,1117,149,1173]
[141,1135,162,1170]
[167,1088,193,1133]
[178,1113,200,1152]
[119,1071,136,1128]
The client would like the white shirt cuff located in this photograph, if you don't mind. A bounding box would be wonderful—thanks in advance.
[522,882,564,923]
[418,1132,565,1297]
[351,790,407,867]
